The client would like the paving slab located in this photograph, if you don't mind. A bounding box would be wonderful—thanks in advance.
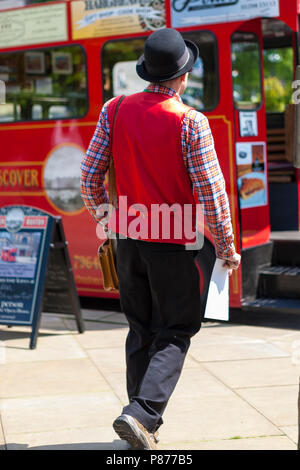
[159,368,281,442]
[269,336,300,363]
[279,425,298,444]
[81,309,122,322]
[40,314,73,331]
[5,426,129,450]
[0,340,5,365]
[237,385,299,427]
[0,315,70,337]
[64,319,128,350]
[0,359,111,399]
[160,436,297,450]
[0,312,299,452]
[200,323,300,341]
[104,372,128,406]
[204,357,300,388]
[99,312,128,325]
[196,324,300,365]
[0,417,5,450]
[88,347,126,375]
[196,325,300,360]
[182,355,205,369]
[0,331,87,363]
[0,392,123,435]
[189,335,289,362]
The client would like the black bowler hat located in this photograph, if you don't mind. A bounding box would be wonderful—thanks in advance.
[136,28,199,82]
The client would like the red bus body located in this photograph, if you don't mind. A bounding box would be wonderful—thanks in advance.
[0,0,299,310]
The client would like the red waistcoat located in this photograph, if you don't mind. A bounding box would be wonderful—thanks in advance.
[107,91,197,245]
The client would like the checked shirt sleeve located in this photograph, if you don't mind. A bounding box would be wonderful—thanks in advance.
[80,101,111,223]
[183,109,235,259]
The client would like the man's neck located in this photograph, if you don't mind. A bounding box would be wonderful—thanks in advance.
[159,82,181,95]
[151,81,181,95]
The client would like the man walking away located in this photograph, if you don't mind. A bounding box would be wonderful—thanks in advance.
[81,28,241,450]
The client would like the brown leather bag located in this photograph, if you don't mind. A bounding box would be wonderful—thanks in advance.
[98,95,125,291]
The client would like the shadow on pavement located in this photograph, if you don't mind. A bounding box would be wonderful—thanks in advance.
[5,440,130,450]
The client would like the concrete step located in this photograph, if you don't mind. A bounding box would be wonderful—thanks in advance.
[271,240,300,266]
[258,265,300,299]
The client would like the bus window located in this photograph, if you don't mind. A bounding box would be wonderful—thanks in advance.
[0,45,87,123]
[49,105,71,119]
[181,31,218,110]
[112,60,146,97]
[102,39,146,103]
[0,103,20,122]
[31,104,42,120]
[102,32,218,111]
[263,47,293,112]
[231,33,262,110]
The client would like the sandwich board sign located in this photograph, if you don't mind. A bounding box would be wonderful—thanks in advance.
[0,205,84,349]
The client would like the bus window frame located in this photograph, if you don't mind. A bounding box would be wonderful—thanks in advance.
[0,42,89,125]
[231,31,263,112]
[100,29,220,112]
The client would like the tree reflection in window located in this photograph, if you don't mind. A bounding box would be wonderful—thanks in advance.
[231,33,262,110]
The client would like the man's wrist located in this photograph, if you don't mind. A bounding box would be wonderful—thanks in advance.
[216,242,236,260]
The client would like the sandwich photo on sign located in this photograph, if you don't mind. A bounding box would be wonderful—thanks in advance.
[236,142,267,209]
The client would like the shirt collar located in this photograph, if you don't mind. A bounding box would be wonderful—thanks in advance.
[145,83,182,102]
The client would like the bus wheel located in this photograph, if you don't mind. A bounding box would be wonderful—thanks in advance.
[194,239,216,320]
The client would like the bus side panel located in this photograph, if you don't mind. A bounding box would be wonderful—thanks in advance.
[0,122,117,298]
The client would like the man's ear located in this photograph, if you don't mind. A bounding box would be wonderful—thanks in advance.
[180,73,188,82]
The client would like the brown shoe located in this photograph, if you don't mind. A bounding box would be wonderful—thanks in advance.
[113,414,157,450]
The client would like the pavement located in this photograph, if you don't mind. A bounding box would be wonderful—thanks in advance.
[0,308,299,450]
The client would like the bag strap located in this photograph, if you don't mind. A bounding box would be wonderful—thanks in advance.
[108,95,126,209]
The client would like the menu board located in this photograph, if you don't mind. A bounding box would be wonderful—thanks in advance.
[71,0,165,39]
[236,142,268,210]
[0,206,53,326]
[0,206,84,349]
[171,0,279,28]
[0,3,68,48]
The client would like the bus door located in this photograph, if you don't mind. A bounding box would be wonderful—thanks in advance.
[231,19,270,249]
[262,18,299,232]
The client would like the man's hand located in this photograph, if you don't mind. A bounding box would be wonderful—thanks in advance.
[222,252,241,276]
[99,219,109,234]
[96,204,108,235]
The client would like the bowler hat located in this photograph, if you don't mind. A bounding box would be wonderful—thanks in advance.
[136,28,199,82]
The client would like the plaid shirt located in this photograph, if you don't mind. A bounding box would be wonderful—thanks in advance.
[81,84,235,259]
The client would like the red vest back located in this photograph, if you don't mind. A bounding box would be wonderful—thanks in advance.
[107,91,196,245]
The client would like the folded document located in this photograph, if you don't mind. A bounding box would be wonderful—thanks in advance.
[204,258,229,321]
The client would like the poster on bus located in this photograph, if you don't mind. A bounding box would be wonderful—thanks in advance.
[236,142,268,209]
[71,0,166,39]
[0,3,67,49]
[171,0,279,28]
[0,206,53,326]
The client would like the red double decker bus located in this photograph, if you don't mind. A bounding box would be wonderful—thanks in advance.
[0,0,299,318]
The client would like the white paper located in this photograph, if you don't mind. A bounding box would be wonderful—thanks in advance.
[204,258,229,321]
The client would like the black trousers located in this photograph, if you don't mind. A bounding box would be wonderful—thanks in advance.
[116,237,201,433]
